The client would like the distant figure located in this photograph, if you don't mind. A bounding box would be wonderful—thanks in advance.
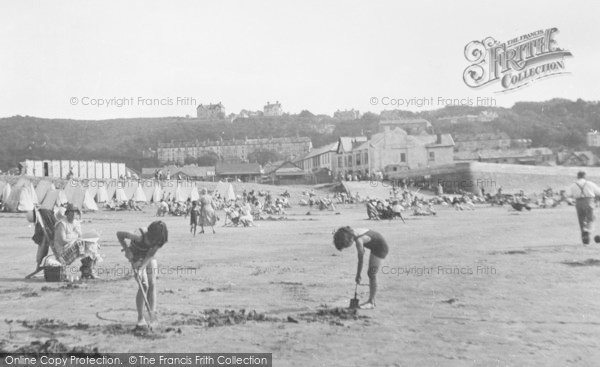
[569,171,600,245]
[436,184,443,196]
[189,201,199,236]
[199,188,217,234]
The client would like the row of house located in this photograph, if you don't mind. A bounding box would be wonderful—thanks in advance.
[295,120,455,178]
[141,162,306,184]
[158,136,312,164]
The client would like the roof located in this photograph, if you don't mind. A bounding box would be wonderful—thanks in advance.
[142,165,215,178]
[337,136,367,153]
[268,161,305,176]
[380,118,431,125]
[454,132,511,141]
[215,163,261,175]
[262,160,284,173]
[158,136,312,149]
[454,148,553,161]
[561,151,600,165]
[297,142,338,161]
[420,134,455,147]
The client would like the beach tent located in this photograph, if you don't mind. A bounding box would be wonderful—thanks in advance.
[124,181,137,200]
[63,182,79,204]
[174,183,186,202]
[28,182,39,205]
[5,179,35,212]
[114,187,128,202]
[214,181,228,197]
[146,184,163,203]
[67,184,86,209]
[105,183,117,203]
[189,186,200,202]
[225,183,236,201]
[35,180,55,203]
[41,188,63,210]
[81,188,98,211]
[132,183,148,202]
[142,182,156,202]
[0,182,10,202]
[95,186,109,203]
[86,185,98,203]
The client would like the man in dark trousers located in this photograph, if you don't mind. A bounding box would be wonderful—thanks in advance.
[570,171,600,244]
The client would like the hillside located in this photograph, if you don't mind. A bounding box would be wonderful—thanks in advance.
[1,99,599,171]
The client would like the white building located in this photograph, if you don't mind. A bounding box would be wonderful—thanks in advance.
[587,131,600,147]
[264,101,283,117]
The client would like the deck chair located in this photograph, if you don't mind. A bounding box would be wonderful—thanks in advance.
[25,208,57,279]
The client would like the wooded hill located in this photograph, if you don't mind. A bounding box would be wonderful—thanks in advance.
[1,98,598,171]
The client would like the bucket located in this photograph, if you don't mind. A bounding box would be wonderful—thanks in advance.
[43,266,65,282]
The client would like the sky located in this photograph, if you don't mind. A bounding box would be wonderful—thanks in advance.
[0,0,598,119]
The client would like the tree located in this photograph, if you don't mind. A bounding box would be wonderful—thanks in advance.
[196,152,219,166]
[247,149,282,165]
[184,155,197,165]
[298,110,315,118]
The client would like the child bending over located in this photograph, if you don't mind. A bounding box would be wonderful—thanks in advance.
[333,226,389,309]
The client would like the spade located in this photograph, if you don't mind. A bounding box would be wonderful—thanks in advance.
[349,283,359,309]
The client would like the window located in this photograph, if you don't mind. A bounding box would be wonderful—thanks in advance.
[356,154,361,166]
[347,156,352,167]
[338,156,343,168]
[400,153,406,163]
[429,152,435,162]
[364,152,368,164]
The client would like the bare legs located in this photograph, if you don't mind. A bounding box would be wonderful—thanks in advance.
[361,253,382,308]
[136,259,158,327]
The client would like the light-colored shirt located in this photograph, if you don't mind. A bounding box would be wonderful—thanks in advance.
[569,179,600,198]
[54,219,82,249]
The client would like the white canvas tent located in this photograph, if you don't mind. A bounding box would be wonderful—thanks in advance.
[95,186,109,203]
[142,182,156,202]
[105,183,117,202]
[28,182,39,205]
[224,183,236,201]
[5,179,35,212]
[35,180,55,204]
[63,182,78,204]
[0,182,10,202]
[174,183,186,202]
[124,182,137,200]
[41,188,67,210]
[114,187,128,202]
[189,186,200,202]
[151,185,163,202]
[131,183,148,202]
[214,181,229,197]
[81,188,99,211]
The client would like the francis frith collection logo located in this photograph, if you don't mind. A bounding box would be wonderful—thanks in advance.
[463,28,572,92]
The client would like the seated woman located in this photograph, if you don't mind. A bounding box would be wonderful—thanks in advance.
[366,200,379,220]
[54,204,102,279]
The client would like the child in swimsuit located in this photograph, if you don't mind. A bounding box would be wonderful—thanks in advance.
[117,221,169,328]
[189,201,199,236]
[333,226,389,309]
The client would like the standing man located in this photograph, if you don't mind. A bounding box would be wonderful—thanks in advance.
[570,171,600,245]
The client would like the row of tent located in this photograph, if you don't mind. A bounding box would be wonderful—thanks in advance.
[0,179,237,213]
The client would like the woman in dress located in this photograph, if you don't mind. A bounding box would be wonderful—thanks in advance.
[199,188,217,234]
